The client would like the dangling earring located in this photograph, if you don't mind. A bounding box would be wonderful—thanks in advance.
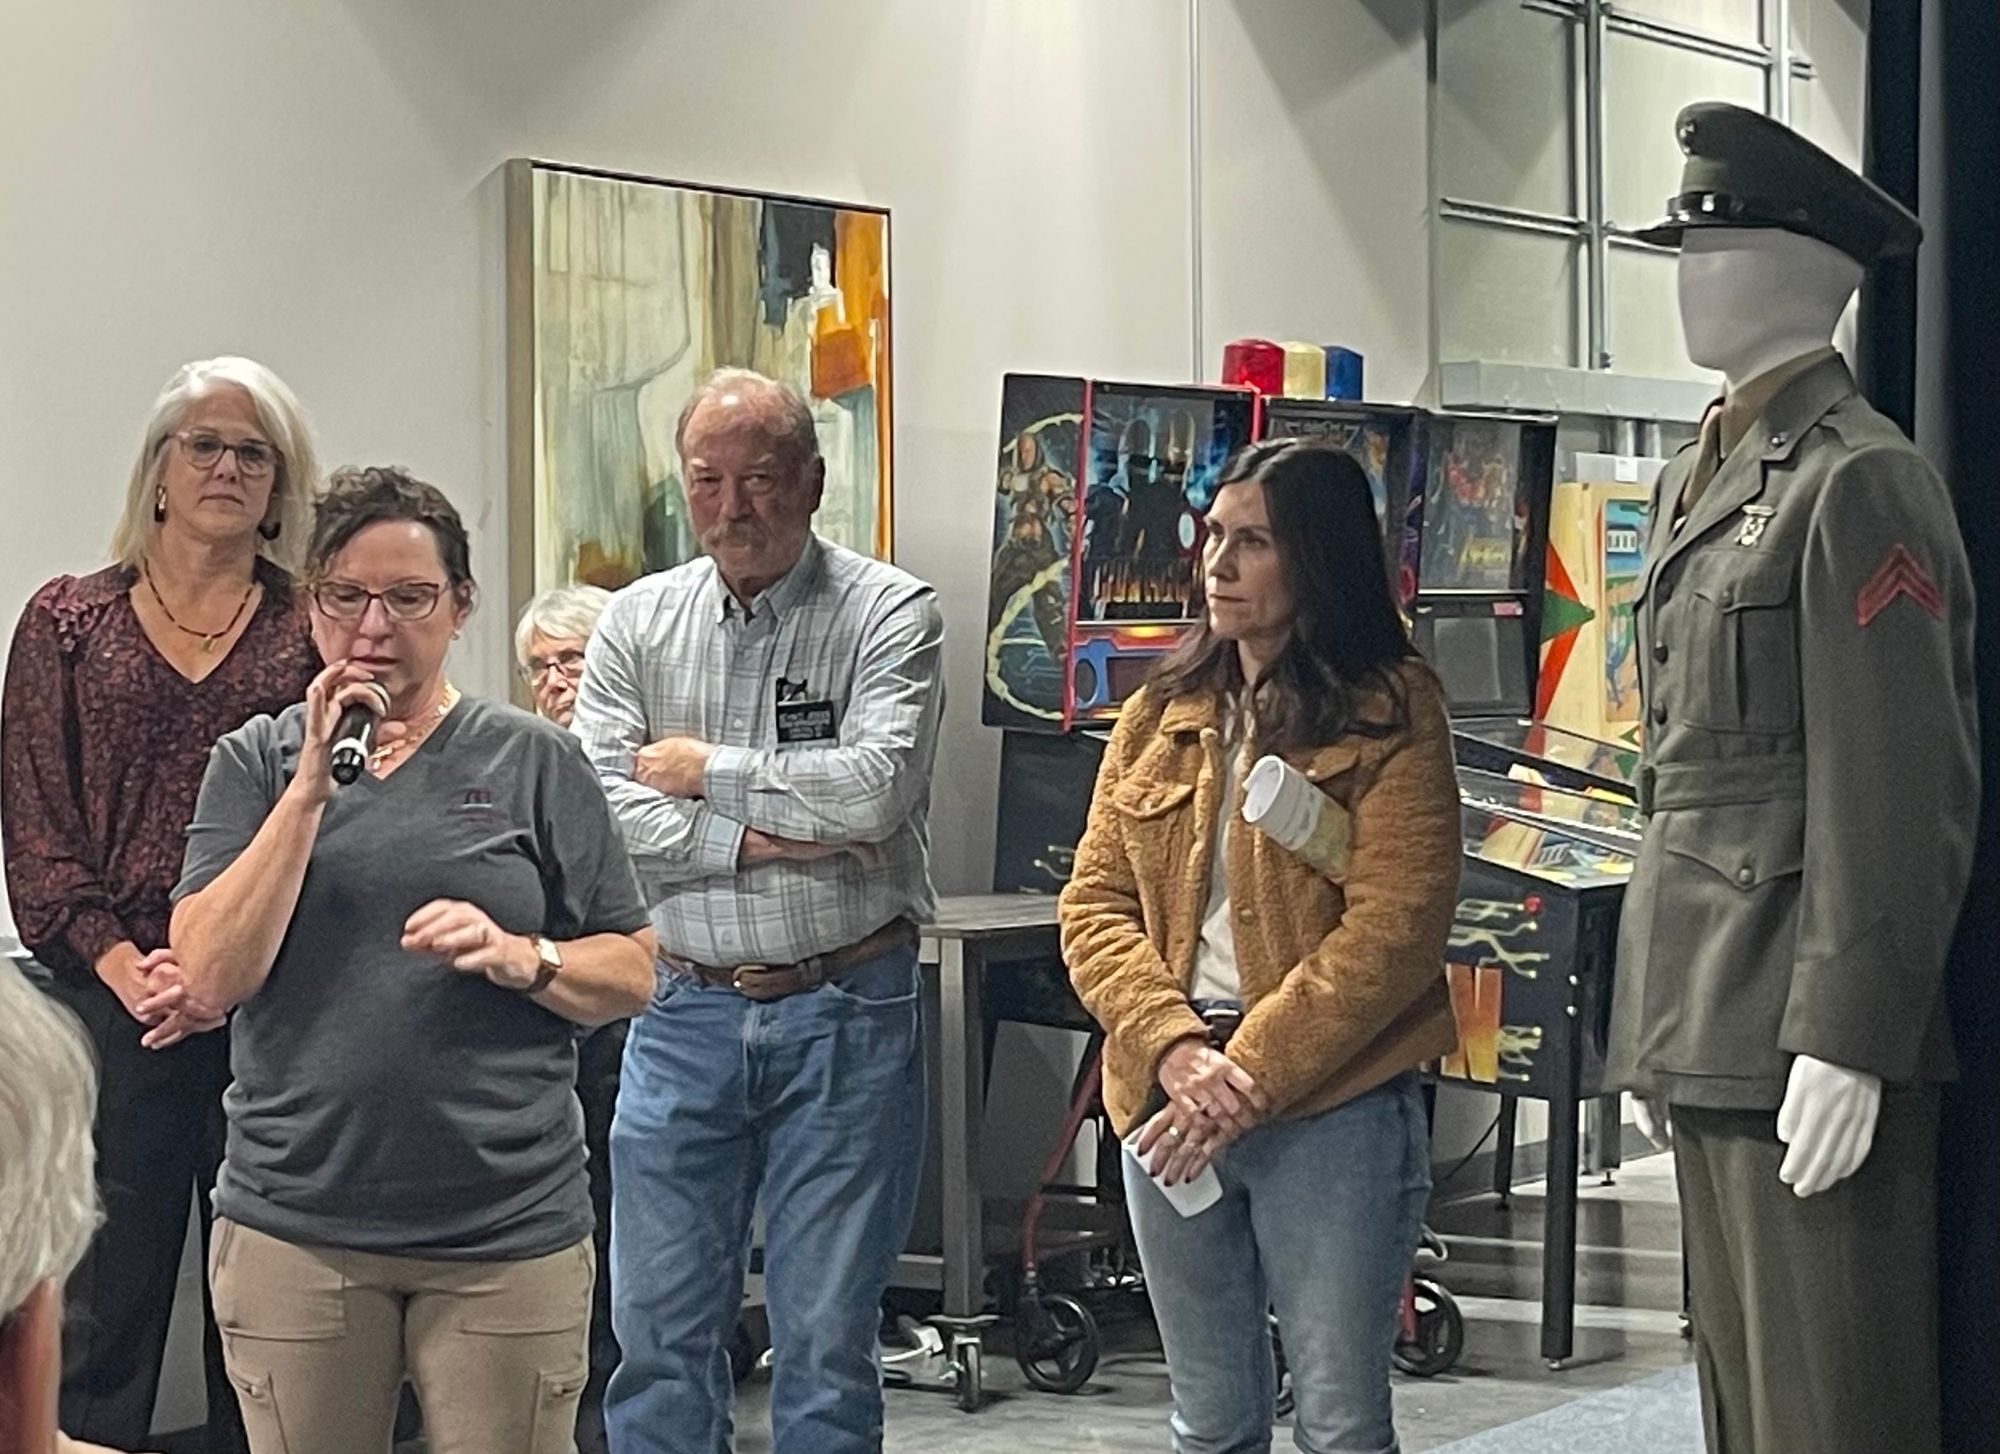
[153,485,167,523]
[259,518,281,541]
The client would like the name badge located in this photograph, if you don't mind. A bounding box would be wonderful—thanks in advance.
[775,699,837,745]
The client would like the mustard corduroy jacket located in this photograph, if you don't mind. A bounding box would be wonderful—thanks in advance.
[1060,659,1461,1136]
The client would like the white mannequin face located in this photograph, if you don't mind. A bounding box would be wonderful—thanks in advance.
[1677,228,1863,388]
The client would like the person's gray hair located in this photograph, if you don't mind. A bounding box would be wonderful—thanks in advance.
[513,584,613,668]
[672,367,820,466]
[109,356,322,573]
[0,961,101,1319]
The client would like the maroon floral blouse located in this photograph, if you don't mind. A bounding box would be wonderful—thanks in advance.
[1,559,318,978]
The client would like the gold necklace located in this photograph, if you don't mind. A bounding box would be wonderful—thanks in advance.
[368,683,460,770]
[142,559,256,653]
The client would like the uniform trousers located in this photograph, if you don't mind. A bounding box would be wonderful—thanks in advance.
[1674,1087,1941,1454]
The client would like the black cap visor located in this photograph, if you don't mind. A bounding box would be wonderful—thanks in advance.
[1632,189,1816,249]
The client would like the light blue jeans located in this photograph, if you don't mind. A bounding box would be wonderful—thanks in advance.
[1125,1072,1431,1454]
[605,947,926,1454]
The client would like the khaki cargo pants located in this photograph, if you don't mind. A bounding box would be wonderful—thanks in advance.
[209,1217,592,1454]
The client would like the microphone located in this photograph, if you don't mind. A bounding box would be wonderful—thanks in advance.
[329,682,393,786]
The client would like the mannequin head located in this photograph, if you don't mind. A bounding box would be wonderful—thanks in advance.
[1678,228,1863,389]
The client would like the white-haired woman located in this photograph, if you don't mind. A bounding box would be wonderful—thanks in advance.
[516,583,612,729]
[0,959,147,1454]
[514,581,620,1452]
[0,357,320,1454]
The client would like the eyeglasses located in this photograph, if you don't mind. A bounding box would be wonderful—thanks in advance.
[310,580,447,623]
[174,430,279,480]
[522,648,586,683]
[684,469,792,499]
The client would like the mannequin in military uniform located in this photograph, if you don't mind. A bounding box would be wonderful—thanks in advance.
[1607,103,1979,1454]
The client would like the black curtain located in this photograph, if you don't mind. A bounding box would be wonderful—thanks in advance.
[1867,0,2000,1447]
[1933,0,2000,1446]
[1858,0,1921,433]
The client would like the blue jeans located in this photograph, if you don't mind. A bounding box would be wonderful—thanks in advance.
[1125,1072,1431,1454]
[605,947,926,1454]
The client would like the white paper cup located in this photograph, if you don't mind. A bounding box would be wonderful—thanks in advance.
[1243,755,1352,877]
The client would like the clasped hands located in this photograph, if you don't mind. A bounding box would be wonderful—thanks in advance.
[109,946,226,1051]
[1135,1036,1268,1187]
[633,733,869,868]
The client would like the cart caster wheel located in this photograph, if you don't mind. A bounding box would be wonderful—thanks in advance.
[1015,1292,1099,1393]
[952,1335,985,1412]
[1392,1279,1464,1378]
[728,1320,766,1385]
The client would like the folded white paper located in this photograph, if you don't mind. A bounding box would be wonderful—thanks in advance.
[1122,1128,1222,1218]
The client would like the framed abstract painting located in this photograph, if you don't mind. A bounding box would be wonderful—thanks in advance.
[504,159,893,615]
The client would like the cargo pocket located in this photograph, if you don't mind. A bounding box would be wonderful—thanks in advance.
[1679,553,1800,734]
[527,1363,591,1454]
[223,1365,294,1454]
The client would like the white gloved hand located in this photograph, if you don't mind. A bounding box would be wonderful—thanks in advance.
[1776,1055,1881,1199]
[1631,1094,1672,1150]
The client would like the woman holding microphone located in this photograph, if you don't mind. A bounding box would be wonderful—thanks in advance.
[168,465,654,1454]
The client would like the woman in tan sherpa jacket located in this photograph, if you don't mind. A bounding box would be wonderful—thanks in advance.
[1061,439,1460,1454]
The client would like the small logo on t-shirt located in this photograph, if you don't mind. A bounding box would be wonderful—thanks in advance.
[460,787,494,808]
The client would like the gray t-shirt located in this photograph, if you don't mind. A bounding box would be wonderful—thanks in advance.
[174,695,648,1261]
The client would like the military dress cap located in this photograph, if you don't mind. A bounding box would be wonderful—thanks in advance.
[1635,101,1921,264]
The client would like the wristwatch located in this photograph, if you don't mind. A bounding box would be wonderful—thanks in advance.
[526,934,562,995]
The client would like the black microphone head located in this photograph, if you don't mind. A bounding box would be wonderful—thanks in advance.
[329,681,393,786]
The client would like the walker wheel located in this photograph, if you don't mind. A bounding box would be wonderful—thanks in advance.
[1392,1278,1464,1378]
[952,1334,985,1412]
[1014,1292,1099,1394]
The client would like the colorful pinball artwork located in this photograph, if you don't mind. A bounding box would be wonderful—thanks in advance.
[984,374,1085,729]
[1443,894,1548,1086]
[982,377,1255,730]
[1417,417,1532,593]
[1079,385,1252,624]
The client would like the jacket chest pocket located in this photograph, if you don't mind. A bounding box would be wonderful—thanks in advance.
[1674,552,1800,734]
[1110,780,1196,888]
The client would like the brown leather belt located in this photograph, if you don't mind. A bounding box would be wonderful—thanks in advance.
[668,918,917,1002]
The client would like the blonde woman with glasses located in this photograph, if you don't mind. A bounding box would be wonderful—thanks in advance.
[0,356,321,1454]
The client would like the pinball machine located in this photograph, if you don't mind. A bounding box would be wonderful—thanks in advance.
[1394,412,1656,1366]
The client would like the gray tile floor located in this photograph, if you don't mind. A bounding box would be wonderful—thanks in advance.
[725,1151,1696,1453]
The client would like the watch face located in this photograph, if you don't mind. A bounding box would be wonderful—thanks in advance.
[537,935,563,970]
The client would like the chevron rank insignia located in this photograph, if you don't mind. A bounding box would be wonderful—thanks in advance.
[1855,544,1943,627]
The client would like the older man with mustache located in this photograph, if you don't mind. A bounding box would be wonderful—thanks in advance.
[570,368,944,1454]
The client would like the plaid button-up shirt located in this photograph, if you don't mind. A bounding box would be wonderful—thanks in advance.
[571,536,942,967]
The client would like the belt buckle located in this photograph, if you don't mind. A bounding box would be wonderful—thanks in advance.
[730,963,771,994]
